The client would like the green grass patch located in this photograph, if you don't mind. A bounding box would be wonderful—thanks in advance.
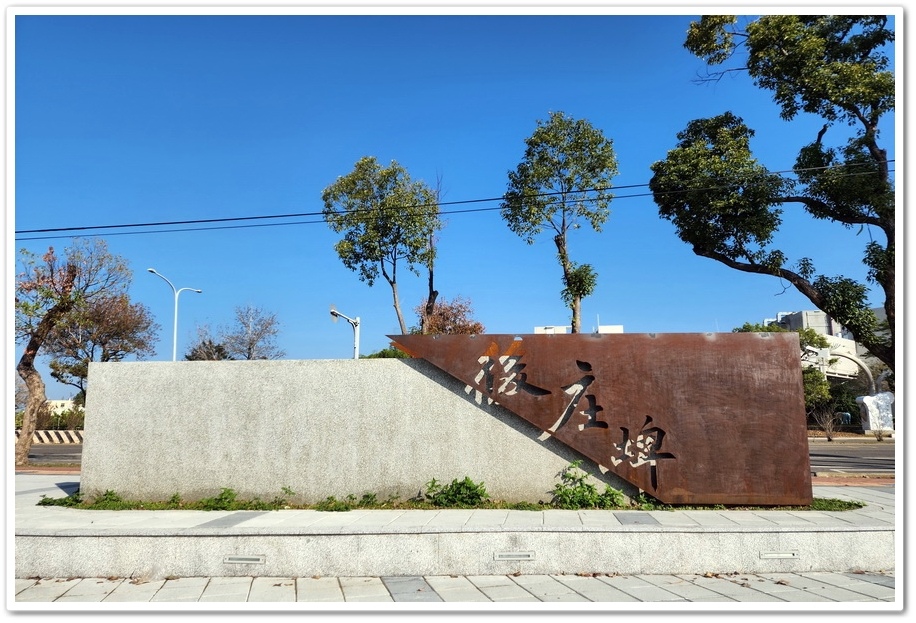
[808,497,865,511]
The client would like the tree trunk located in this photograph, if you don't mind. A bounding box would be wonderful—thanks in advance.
[571,297,582,333]
[389,279,407,335]
[554,234,579,334]
[16,364,46,465]
[422,233,438,335]
[15,264,78,465]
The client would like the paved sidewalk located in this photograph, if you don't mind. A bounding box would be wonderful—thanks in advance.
[13,569,896,606]
[12,474,899,610]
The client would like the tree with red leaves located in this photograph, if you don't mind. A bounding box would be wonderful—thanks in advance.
[14,239,136,465]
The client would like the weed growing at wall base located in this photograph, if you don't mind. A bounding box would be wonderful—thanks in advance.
[34,464,865,512]
[550,460,624,509]
[425,477,490,508]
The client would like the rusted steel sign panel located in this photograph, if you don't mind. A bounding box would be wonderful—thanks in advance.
[389,332,812,506]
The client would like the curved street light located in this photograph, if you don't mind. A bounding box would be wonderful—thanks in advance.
[805,345,876,396]
[148,268,202,361]
[330,305,360,360]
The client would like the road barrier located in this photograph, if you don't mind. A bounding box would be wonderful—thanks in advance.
[14,430,83,444]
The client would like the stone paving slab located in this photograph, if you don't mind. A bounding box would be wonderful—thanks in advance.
[149,577,209,602]
[464,575,541,602]
[15,578,83,602]
[614,511,660,525]
[11,572,897,605]
[638,574,739,601]
[676,574,789,601]
[424,575,492,602]
[380,576,443,601]
[295,577,345,602]
[338,577,393,602]
[507,574,591,601]
[248,577,297,601]
[794,571,898,600]
[551,575,643,601]
[103,579,167,602]
[198,576,253,602]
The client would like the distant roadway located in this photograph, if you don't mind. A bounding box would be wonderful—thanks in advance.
[807,439,895,474]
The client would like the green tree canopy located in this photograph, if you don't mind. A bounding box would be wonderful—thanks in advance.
[322,156,442,334]
[651,15,894,371]
[732,321,830,351]
[501,111,618,333]
[361,346,411,359]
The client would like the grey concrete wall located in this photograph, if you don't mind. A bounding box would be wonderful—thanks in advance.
[81,359,633,504]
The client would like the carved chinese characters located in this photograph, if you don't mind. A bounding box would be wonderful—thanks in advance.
[390,333,813,506]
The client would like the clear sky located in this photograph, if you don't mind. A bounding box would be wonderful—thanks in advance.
[8,4,899,399]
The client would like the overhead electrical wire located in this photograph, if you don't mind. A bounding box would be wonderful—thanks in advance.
[14,160,894,242]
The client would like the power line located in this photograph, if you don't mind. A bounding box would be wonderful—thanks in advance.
[14,182,647,236]
[14,160,894,242]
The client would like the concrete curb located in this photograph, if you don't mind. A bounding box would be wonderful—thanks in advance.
[812,472,893,478]
[15,475,895,580]
[807,437,895,442]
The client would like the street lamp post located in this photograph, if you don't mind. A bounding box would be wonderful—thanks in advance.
[148,268,202,361]
[330,306,360,360]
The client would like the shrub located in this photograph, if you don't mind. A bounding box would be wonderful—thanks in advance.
[58,408,85,430]
[199,488,239,511]
[315,496,352,512]
[37,491,84,507]
[270,486,295,508]
[33,403,53,430]
[87,490,132,510]
[356,493,378,507]
[809,405,841,441]
[425,477,489,508]
[631,492,668,510]
[550,461,624,509]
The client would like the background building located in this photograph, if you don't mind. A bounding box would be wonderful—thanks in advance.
[534,325,624,334]
[764,309,885,382]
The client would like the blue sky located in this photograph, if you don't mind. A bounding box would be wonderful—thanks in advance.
[9,5,899,399]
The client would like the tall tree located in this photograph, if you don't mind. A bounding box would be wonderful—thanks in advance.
[185,339,232,361]
[650,15,894,370]
[322,156,442,334]
[221,305,286,360]
[420,173,445,334]
[185,324,233,361]
[14,239,132,465]
[412,295,485,335]
[501,111,618,333]
[45,294,159,406]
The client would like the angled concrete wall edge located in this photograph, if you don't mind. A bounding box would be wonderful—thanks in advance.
[81,359,635,504]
